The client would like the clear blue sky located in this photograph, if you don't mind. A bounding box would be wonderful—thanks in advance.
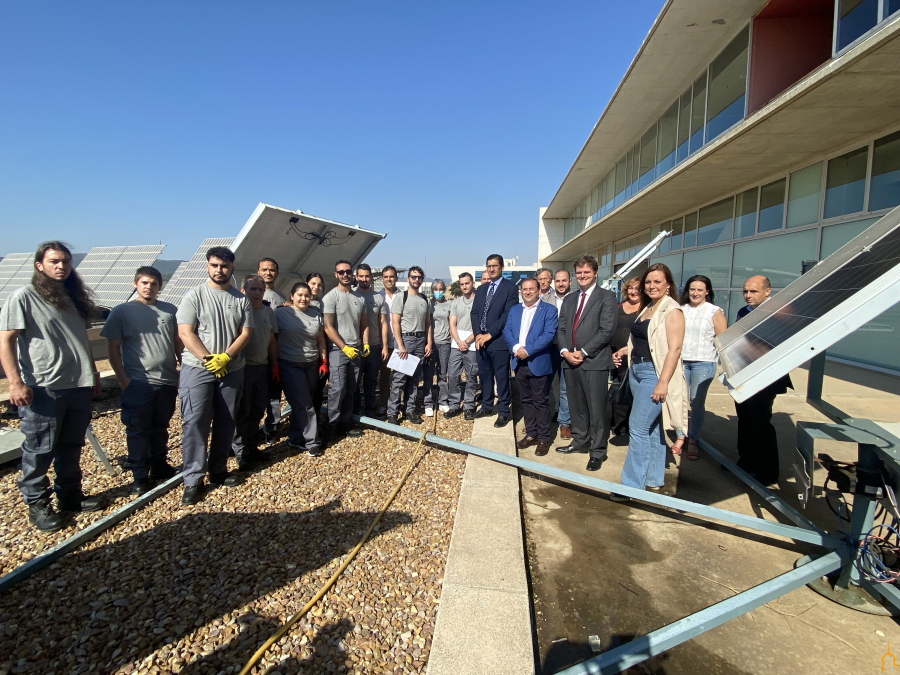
[1,1,662,280]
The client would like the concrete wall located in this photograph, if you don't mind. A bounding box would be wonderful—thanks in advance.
[537,207,566,264]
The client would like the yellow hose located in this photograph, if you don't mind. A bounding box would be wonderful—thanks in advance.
[239,415,435,675]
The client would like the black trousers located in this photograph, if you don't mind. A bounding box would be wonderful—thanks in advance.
[564,367,610,459]
[477,346,511,416]
[516,363,550,442]
[735,389,779,482]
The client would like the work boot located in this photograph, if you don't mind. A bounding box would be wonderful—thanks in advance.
[209,472,243,487]
[28,499,65,532]
[182,484,204,505]
[129,478,153,496]
[57,493,104,513]
[387,415,400,425]
[341,423,363,438]
[149,462,179,482]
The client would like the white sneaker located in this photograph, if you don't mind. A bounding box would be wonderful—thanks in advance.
[424,407,434,417]
[439,405,451,413]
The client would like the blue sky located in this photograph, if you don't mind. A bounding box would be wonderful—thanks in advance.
[1,1,662,279]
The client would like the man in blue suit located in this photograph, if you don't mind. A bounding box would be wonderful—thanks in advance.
[471,254,519,427]
[502,278,558,456]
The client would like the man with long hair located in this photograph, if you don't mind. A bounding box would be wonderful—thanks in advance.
[0,241,104,531]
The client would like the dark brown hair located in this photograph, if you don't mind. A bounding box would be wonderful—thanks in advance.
[134,266,162,286]
[32,241,96,321]
[574,255,599,273]
[639,263,678,308]
[679,275,715,305]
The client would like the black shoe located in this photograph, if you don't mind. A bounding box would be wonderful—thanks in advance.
[209,472,243,487]
[464,409,476,421]
[288,440,307,450]
[307,447,324,457]
[406,413,424,425]
[58,494,104,513]
[387,415,400,425]
[493,415,510,428]
[182,484,204,505]
[343,424,363,438]
[475,408,495,418]
[243,450,270,465]
[149,463,179,481]
[586,457,605,471]
[555,444,590,454]
[27,499,64,532]
[444,408,462,419]
[129,479,153,495]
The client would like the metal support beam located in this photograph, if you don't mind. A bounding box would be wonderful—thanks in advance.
[85,424,118,477]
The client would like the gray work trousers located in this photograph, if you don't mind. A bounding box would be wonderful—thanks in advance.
[379,348,393,408]
[232,363,269,462]
[447,347,479,410]
[421,342,451,409]
[179,365,244,487]
[121,380,177,480]
[387,335,426,417]
[18,386,92,505]
[280,359,320,450]
[327,346,362,425]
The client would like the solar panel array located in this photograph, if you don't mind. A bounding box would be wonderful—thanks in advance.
[158,238,234,305]
[0,253,34,307]
[76,245,166,308]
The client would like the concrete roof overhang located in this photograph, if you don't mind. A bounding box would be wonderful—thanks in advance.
[543,0,767,220]
[543,17,900,262]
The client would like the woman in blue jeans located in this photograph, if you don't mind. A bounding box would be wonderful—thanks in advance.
[677,275,727,460]
[612,264,688,498]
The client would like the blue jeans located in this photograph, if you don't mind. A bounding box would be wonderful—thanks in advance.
[676,360,717,441]
[621,362,665,490]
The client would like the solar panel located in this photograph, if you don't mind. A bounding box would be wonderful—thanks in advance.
[157,238,234,306]
[716,204,900,402]
[0,253,36,308]
[76,245,166,308]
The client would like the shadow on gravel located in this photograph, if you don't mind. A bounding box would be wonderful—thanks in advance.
[0,500,412,674]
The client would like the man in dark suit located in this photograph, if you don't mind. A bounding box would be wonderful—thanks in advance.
[471,254,519,427]
[502,278,558,456]
[556,255,617,471]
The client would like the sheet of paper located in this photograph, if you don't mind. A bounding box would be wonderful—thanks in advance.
[387,350,421,377]
[452,329,473,351]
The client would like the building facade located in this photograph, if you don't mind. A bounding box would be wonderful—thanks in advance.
[538,0,900,372]
[448,259,538,290]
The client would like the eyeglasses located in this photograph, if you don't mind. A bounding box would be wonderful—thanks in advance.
[408,275,423,280]
[336,269,352,276]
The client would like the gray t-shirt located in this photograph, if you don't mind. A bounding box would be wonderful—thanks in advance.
[322,287,366,348]
[101,301,179,385]
[391,291,431,334]
[0,285,94,390]
[380,290,399,348]
[275,306,322,364]
[176,283,254,371]
[360,291,384,346]
[263,288,287,307]
[451,295,475,333]
[244,304,278,366]
[431,300,452,343]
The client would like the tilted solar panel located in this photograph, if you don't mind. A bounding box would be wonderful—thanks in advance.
[76,245,166,308]
[0,253,37,308]
[157,238,234,306]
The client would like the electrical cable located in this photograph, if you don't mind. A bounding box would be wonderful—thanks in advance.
[239,413,438,675]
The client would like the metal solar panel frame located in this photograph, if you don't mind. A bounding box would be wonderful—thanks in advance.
[716,204,900,403]
[157,238,234,306]
[0,253,35,307]
[76,245,166,309]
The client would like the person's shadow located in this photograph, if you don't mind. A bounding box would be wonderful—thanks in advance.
[0,499,412,674]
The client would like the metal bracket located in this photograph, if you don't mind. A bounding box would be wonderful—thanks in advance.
[85,424,119,477]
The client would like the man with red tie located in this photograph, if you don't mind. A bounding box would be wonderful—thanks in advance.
[555,255,617,471]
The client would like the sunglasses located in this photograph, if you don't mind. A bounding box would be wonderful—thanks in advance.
[336,269,352,275]
[408,275,423,280]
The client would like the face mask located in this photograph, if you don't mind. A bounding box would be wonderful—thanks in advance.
[433,291,444,300]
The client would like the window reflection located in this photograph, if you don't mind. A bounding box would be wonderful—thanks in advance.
[734,188,758,238]
[683,211,698,248]
[670,217,684,250]
[677,88,691,164]
[697,198,734,246]
[836,0,879,51]
[690,74,707,154]
[615,157,628,207]
[824,146,868,218]
[786,162,823,228]
[656,101,678,176]
[639,125,657,190]
[758,179,786,232]
[706,28,749,142]
[869,131,900,211]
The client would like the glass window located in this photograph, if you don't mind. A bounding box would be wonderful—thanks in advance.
[656,222,671,254]
[734,187,758,238]
[677,87,691,163]
[639,125,657,190]
[615,156,628,207]
[683,211,698,248]
[824,146,868,218]
[706,27,749,142]
[889,0,900,16]
[831,304,900,371]
[656,101,678,177]
[682,245,731,293]
[820,216,883,258]
[630,142,641,195]
[758,178,786,232]
[600,244,612,268]
[869,131,900,212]
[836,0,879,52]
[728,291,746,325]
[669,216,684,250]
[649,253,683,287]
[690,73,707,154]
[697,198,734,246]
[625,148,633,200]
[614,239,631,263]
[731,228,817,288]
[603,171,616,215]
[786,162,824,228]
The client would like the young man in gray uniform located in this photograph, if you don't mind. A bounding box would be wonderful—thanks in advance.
[102,266,181,495]
[354,263,385,419]
[0,241,104,531]
[447,272,478,420]
[322,259,369,441]
[387,266,432,425]
[176,246,254,505]
[258,257,286,437]
[378,265,400,411]
[232,274,278,471]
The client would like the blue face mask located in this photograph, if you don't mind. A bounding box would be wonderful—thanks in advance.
[433,291,444,300]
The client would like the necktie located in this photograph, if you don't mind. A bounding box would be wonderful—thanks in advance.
[571,291,587,351]
[480,282,496,332]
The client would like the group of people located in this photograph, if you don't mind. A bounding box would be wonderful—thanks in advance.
[0,240,790,532]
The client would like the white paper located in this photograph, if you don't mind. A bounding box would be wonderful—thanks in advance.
[452,329,474,351]
[387,350,421,376]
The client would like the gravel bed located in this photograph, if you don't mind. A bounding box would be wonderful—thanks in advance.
[0,404,471,674]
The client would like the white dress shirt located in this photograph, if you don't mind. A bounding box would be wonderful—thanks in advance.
[560,283,596,356]
[512,301,540,354]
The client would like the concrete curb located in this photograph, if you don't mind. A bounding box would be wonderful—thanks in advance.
[427,415,535,675]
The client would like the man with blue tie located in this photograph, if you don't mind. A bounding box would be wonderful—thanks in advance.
[502,278,558,456]
[471,254,519,427]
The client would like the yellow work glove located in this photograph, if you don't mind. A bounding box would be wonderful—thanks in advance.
[203,352,231,375]
[362,344,371,357]
[341,345,360,360]
[214,365,229,379]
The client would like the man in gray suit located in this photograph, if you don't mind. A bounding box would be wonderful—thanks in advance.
[555,255,617,471]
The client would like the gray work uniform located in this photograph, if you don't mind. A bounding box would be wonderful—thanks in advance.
[276,306,322,450]
[357,290,385,417]
[263,289,287,427]
[0,285,94,505]
[176,283,254,486]
[263,288,286,307]
[322,287,366,425]
[101,300,179,480]
[387,292,430,418]
[378,290,400,408]
[233,304,277,462]
[422,299,452,409]
[447,295,479,411]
